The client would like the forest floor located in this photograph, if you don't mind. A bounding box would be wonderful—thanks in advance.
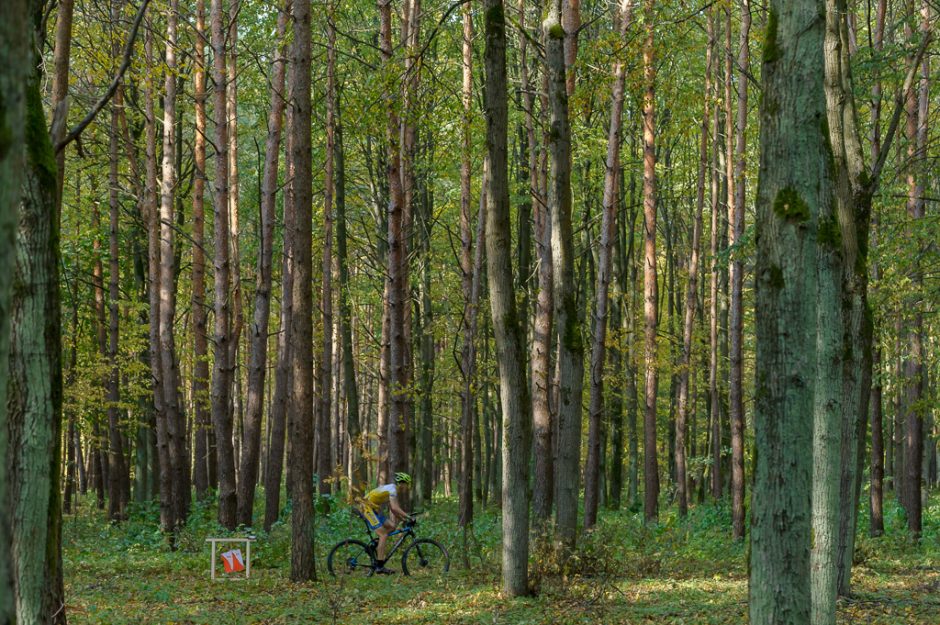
[64,492,940,624]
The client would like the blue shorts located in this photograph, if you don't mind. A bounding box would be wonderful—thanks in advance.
[362,508,386,530]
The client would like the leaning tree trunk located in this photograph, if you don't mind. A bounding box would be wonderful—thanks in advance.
[288,0,316,582]
[749,1,832,622]
[546,0,584,550]
[484,0,532,598]
[640,0,660,524]
[237,0,288,527]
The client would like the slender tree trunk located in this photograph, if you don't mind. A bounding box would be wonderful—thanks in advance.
[458,0,476,542]
[728,0,750,540]
[192,0,211,501]
[263,94,295,532]
[750,1,831,622]
[641,0,659,524]
[288,0,316,582]
[317,0,337,497]
[546,0,584,549]
[238,0,288,526]
[160,0,188,529]
[211,0,237,530]
[677,7,712,519]
[585,0,634,530]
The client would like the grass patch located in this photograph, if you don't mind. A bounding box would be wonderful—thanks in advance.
[63,493,939,624]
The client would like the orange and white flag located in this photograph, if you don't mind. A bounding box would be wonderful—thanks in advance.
[221,549,245,573]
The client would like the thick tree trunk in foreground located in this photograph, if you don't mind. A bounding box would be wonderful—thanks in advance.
[641,0,659,524]
[484,0,531,598]
[238,1,288,526]
[211,0,237,530]
[0,0,29,619]
[750,1,830,622]
[10,49,66,621]
[546,0,584,549]
[288,0,316,582]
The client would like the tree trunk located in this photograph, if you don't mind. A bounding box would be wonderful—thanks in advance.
[641,0,659,524]
[0,0,29,617]
[211,0,237,530]
[546,0,584,549]
[677,7,712,519]
[749,1,830,622]
[728,0,750,540]
[484,0,532,598]
[238,0,288,526]
[159,0,188,529]
[192,0,211,502]
[10,49,66,622]
[288,0,316,582]
[585,0,633,530]
[458,0,476,542]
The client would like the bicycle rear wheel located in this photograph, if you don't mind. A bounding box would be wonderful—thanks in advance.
[401,538,449,578]
[327,539,376,577]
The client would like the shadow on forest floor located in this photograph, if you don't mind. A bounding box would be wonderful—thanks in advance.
[63,492,940,624]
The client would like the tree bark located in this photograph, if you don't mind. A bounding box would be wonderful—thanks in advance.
[728,0,750,541]
[484,0,532,598]
[749,2,830,622]
[192,0,211,501]
[211,0,237,530]
[238,0,288,526]
[0,0,29,618]
[159,0,188,529]
[288,0,316,582]
[546,0,584,549]
[585,0,634,531]
[641,0,660,524]
[677,6,713,519]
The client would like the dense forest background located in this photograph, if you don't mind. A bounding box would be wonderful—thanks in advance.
[1,0,938,622]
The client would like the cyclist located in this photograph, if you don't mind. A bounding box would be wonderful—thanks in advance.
[360,472,412,574]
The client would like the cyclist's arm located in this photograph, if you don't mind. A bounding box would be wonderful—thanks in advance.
[389,498,409,520]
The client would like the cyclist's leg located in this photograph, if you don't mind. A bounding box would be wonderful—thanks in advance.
[376,518,395,562]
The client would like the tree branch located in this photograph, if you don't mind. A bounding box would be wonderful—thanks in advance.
[55,0,152,154]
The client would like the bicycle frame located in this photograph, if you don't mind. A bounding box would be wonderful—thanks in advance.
[356,511,416,560]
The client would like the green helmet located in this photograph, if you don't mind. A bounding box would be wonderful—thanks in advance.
[395,472,412,485]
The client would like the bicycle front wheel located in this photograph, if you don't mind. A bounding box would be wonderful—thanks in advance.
[401,538,450,578]
[327,539,375,577]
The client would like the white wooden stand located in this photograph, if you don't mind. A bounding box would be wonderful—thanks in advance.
[207,537,255,580]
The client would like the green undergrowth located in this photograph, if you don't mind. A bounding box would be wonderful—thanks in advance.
[63,492,940,624]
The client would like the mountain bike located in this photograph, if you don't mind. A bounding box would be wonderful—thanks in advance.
[327,511,450,578]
